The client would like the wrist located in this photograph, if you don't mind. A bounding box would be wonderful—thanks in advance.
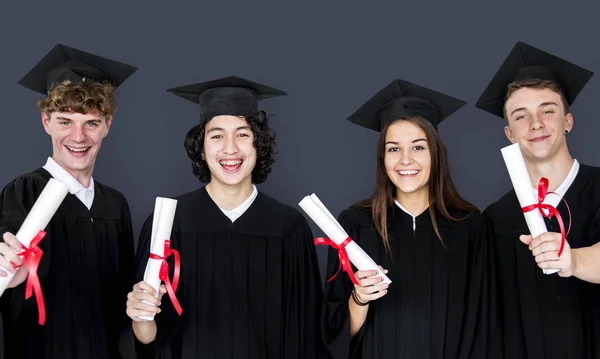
[570,248,581,278]
[351,289,369,306]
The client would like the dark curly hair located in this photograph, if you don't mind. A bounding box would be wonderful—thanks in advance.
[184,111,276,184]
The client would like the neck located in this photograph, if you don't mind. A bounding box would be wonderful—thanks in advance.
[524,150,573,192]
[206,180,254,210]
[54,157,93,188]
[396,190,429,216]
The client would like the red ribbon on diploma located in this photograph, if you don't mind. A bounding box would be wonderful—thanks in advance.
[521,177,572,257]
[149,240,182,315]
[315,237,358,284]
[12,230,46,325]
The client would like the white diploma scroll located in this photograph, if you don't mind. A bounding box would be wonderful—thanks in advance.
[0,178,69,296]
[299,193,391,284]
[501,143,558,274]
[140,197,178,320]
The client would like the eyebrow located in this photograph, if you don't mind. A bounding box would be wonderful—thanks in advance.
[385,138,427,146]
[510,102,559,116]
[206,126,252,134]
[55,116,103,122]
[539,101,559,108]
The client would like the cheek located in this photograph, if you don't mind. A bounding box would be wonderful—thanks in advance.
[384,153,397,172]
[242,141,258,159]
[203,141,218,156]
[416,153,431,172]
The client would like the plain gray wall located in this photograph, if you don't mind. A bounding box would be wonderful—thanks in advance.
[1,0,599,280]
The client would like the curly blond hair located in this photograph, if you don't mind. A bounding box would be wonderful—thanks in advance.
[36,80,116,119]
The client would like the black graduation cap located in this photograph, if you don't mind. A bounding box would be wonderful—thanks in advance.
[347,79,466,132]
[167,76,287,121]
[475,41,594,118]
[18,44,138,94]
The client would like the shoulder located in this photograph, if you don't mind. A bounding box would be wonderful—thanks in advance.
[1,169,50,201]
[483,189,517,220]
[339,205,373,227]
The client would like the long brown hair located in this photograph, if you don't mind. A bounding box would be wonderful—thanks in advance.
[355,116,478,254]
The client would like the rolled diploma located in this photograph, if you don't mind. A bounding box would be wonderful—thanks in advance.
[140,197,178,320]
[299,194,391,284]
[0,178,69,296]
[501,143,558,274]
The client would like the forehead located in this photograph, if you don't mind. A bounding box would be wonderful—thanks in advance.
[385,121,426,141]
[205,115,249,130]
[50,110,104,121]
[505,87,564,112]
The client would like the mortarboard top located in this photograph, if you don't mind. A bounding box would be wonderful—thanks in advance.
[18,43,137,95]
[167,76,287,121]
[476,41,594,118]
[347,79,466,132]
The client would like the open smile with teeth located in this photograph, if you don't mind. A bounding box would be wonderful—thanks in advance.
[219,159,244,172]
[398,170,419,177]
[66,146,91,153]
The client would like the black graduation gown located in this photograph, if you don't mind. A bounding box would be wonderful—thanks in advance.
[133,187,324,359]
[0,168,134,359]
[484,163,600,359]
[323,205,500,359]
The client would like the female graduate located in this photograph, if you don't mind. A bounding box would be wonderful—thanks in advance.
[323,79,501,359]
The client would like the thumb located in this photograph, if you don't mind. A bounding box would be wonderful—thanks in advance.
[519,234,533,246]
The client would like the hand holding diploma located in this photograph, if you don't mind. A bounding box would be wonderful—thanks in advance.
[298,193,391,284]
[520,232,575,277]
[126,281,167,322]
[140,197,180,320]
[0,233,29,287]
[0,178,69,325]
[501,143,570,275]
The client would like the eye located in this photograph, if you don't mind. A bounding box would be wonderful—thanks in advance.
[60,121,70,126]
[387,147,399,152]
[542,109,555,115]
[238,133,250,138]
[514,114,526,121]
[210,135,223,139]
[87,122,98,128]
[413,145,426,151]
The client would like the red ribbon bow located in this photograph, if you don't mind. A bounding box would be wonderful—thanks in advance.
[314,237,358,284]
[12,230,46,325]
[521,177,572,257]
[149,240,182,315]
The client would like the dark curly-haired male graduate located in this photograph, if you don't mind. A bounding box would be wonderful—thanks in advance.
[0,44,137,359]
[126,76,325,359]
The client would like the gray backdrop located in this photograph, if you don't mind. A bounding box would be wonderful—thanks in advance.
[1,0,599,280]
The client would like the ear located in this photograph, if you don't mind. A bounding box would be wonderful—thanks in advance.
[41,112,52,135]
[103,115,113,138]
[504,124,516,143]
[564,113,573,134]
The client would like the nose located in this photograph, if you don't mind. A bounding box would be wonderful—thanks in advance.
[70,123,86,142]
[222,135,239,154]
[530,113,545,132]
[399,150,413,165]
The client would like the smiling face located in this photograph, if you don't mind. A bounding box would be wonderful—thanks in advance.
[504,87,572,162]
[383,120,431,202]
[42,110,111,181]
[203,115,257,189]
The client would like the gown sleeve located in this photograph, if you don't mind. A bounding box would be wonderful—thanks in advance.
[322,208,365,359]
[280,208,326,359]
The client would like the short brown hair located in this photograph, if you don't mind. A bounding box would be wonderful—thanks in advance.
[36,80,116,119]
[503,79,569,120]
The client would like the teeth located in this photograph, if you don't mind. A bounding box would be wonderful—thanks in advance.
[219,160,242,166]
[67,146,89,152]
[399,170,418,175]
